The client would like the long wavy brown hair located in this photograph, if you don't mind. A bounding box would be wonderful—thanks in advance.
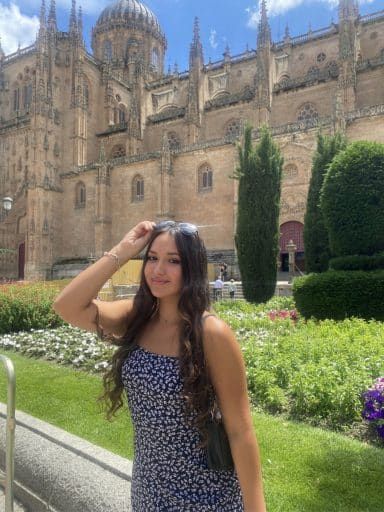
[100,222,214,442]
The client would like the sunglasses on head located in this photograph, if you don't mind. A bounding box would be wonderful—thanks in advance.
[155,220,198,236]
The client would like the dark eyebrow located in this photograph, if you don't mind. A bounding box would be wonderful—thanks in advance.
[148,249,180,256]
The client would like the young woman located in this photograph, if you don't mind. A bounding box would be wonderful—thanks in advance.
[53,220,266,512]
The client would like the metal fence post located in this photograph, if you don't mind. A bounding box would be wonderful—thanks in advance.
[0,355,15,512]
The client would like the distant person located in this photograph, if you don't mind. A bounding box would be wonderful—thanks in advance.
[220,262,228,281]
[53,220,266,512]
[214,275,224,301]
[228,278,236,300]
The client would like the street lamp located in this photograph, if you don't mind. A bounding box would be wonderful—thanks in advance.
[286,239,297,283]
[1,197,13,223]
[2,197,13,213]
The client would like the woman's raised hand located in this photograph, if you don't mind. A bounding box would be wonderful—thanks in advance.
[114,220,156,263]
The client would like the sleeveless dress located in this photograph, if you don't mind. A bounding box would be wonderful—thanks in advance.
[121,345,244,511]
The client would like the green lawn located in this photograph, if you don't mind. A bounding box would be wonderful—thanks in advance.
[1,350,383,512]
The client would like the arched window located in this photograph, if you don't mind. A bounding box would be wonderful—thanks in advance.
[167,131,181,151]
[151,47,159,70]
[13,85,20,111]
[225,119,241,141]
[132,175,144,202]
[111,145,126,158]
[198,164,213,192]
[118,105,126,124]
[297,103,319,123]
[75,181,86,208]
[126,38,140,62]
[23,83,32,109]
[103,40,112,61]
[83,78,90,107]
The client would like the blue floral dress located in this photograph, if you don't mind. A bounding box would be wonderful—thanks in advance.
[121,345,244,511]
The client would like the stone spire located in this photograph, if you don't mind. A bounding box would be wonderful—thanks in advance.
[38,0,47,38]
[189,17,204,68]
[69,0,77,34]
[47,0,57,32]
[339,0,359,21]
[78,6,83,44]
[257,0,271,48]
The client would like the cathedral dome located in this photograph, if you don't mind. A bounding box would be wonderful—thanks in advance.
[96,0,162,38]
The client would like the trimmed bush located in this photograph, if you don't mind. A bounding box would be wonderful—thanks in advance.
[0,282,64,333]
[293,270,384,320]
[235,125,283,303]
[321,141,384,257]
[330,252,384,271]
[304,132,346,272]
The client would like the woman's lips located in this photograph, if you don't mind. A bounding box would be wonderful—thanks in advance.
[151,278,169,285]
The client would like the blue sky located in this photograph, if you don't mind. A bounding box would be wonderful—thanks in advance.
[0,0,382,71]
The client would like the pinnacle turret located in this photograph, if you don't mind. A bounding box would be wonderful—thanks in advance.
[38,0,47,39]
[189,17,204,67]
[47,0,57,32]
[69,0,77,34]
[257,0,271,48]
[339,0,359,20]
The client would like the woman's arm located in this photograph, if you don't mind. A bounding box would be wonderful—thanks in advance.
[203,316,267,512]
[53,220,155,336]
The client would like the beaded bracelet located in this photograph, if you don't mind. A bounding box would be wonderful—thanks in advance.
[103,251,120,269]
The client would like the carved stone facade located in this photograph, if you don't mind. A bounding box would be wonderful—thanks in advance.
[1,0,384,279]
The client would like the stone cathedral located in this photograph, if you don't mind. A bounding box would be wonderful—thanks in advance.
[0,0,384,280]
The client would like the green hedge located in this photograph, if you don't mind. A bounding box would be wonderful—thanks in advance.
[293,270,384,320]
[330,252,384,271]
[0,282,64,334]
[321,141,384,257]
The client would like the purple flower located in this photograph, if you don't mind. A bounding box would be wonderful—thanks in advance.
[361,377,384,439]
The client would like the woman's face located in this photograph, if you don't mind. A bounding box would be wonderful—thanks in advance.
[144,231,183,300]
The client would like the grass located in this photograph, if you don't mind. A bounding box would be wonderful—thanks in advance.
[0,350,134,459]
[1,350,384,511]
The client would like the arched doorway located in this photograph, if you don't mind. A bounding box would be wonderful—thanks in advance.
[279,221,304,272]
[18,242,25,279]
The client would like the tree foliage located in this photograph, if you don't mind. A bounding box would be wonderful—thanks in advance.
[321,140,384,257]
[235,125,283,303]
[304,132,346,272]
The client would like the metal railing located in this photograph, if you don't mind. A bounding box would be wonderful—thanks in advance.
[0,355,16,512]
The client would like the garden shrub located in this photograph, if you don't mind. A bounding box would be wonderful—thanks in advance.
[321,140,384,257]
[0,282,64,333]
[1,299,384,441]
[329,252,384,271]
[293,270,384,320]
[304,132,346,273]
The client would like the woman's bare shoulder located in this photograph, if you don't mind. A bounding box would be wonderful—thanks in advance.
[202,313,237,351]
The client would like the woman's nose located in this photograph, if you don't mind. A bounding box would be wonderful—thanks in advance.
[154,260,166,274]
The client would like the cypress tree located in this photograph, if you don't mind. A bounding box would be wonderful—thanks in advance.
[235,125,283,303]
[304,132,346,272]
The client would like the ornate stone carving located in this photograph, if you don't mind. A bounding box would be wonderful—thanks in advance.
[148,106,186,124]
[152,88,177,112]
[204,86,254,111]
[208,72,228,96]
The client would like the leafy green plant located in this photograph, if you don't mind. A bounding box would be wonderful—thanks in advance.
[0,282,64,333]
[293,270,384,320]
[235,125,283,303]
[304,132,346,272]
[321,140,384,257]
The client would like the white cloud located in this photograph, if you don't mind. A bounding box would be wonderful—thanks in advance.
[246,0,376,28]
[209,28,218,50]
[0,3,39,54]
